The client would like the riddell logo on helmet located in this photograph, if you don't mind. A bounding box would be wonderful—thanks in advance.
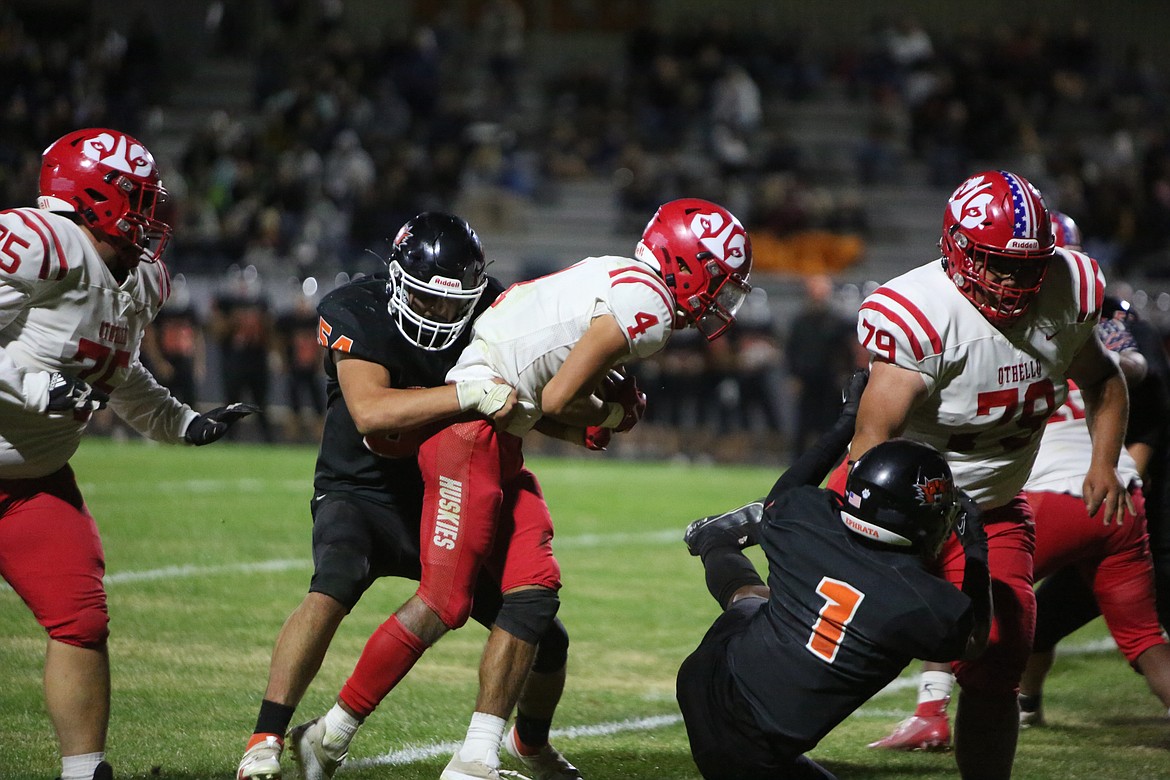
[1005,238,1041,250]
[429,276,462,290]
[80,131,154,177]
[915,476,950,506]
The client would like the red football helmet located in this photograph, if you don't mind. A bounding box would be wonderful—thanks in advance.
[38,128,172,262]
[635,198,752,341]
[1050,210,1083,250]
[940,170,1054,326]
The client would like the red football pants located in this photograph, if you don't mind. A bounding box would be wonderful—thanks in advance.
[938,495,1036,695]
[1031,487,1163,664]
[416,420,560,629]
[0,465,109,647]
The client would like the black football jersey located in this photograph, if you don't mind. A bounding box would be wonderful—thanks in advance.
[312,273,504,508]
[726,485,972,750]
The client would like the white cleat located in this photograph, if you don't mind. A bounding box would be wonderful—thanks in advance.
[237,735,283,780]
[288,717,347,780]
[440,753,500,780]
[504,727,583,780]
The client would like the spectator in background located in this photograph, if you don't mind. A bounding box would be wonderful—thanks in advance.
[274,293,327,443]
[210,267,275,441]
[140,276,206,405]
[785,274,856,454]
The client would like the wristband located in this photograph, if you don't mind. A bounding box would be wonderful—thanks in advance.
[601,401,625,429]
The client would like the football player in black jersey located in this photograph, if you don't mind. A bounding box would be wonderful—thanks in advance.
[237,214,572,780]
[676,372,991,780]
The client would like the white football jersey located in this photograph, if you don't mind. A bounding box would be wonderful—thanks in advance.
[0,208,196,477]
[857,248,1104,508]
[447,255,676,435]
[1025,381,1140,495]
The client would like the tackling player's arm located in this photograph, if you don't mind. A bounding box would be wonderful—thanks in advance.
[336,353,514,435]
[848,358,929,462]
[1066,332,1130,524]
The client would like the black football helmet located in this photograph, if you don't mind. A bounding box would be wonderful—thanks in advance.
[386,212,488,350]
[840,438,960,557]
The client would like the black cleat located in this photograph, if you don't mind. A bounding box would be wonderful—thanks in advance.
[684,500,765,556]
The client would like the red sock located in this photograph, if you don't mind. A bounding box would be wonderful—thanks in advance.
[340,615,428,717]
[245,732,283,751]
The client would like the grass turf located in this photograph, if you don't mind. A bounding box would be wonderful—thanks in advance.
[0,439,1167,779]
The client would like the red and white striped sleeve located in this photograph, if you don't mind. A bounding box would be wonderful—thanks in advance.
[1058,248,1105,323]
[606,263,675,359]
[857,284,944,375]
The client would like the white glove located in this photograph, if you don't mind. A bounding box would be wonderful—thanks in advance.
[455,379,513,416]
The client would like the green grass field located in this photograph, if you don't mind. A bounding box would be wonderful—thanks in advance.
[1,439,1168,779]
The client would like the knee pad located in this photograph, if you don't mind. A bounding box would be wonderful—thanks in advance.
[426,590,475,630]
[495,587,560,645]
[532,616,569,673]
[48,604,109,648]
[310,536,373,610]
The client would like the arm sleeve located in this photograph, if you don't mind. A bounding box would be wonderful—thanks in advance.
[766,413,855,502]
[108,359,199,443]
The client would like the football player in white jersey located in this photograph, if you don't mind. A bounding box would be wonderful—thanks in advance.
[0,128,257,780]
[289,198,752,780]
[839,172,1129,779]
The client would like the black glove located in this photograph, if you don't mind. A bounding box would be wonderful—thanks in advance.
[184,403,261,446]
[45,372,109,414]
[955,490,988,566]
[841,368,869,419]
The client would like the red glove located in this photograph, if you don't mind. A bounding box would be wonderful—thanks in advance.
[584,425,612,451]
[601,370,647,433]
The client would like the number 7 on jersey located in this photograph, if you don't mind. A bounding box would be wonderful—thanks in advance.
[806,577,865,664]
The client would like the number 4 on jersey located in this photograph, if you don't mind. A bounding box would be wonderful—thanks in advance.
[626,311,659,340]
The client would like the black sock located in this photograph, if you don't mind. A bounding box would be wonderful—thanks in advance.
[1018,693,1042,713]
[255,699,297,737]
[515,711,552,749]
[702,545,765,609]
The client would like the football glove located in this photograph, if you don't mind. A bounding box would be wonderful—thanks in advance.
[841,369,869,419]
[584,425,612,451]
[455,379,514,417]
[599,369,647,432]
[184,403,261,446]
[45,372,109,414]
[955,490,988,566]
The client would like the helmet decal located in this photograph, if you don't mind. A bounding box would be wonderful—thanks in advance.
[393,225,412,247]
[1001,170,1043,248]
[950,175,994,229]
[80,131,155,178]
[689,211,748,271]
[914,475,952,506]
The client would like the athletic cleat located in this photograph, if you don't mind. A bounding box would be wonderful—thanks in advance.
[55,761,114,780]
[440,753,509,780]
[684,500,764,557]
[288,717,347,780]
[1019,705,1045,728]
[504,726,583,780]
[237,734,283,779]
[868,700,951,751]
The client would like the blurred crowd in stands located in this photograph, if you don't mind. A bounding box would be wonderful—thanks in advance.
[3,1,1170,459]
